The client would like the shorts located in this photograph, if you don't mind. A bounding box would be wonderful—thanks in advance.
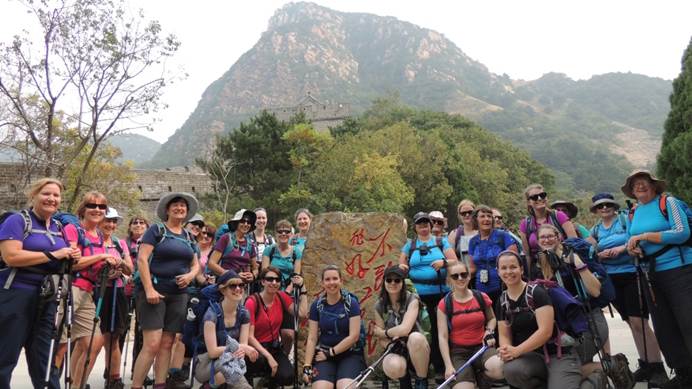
[576,309,609,364]
[448,344,498,385]
[98,286,130,335]
[57,285,100,342]
[135,289,188,333]
[313,350,366,383]
[610,272,649,321]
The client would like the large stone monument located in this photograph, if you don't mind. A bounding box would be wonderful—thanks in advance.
[301,212,407,363]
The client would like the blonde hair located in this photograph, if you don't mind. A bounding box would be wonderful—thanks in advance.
[26,178,64,202]
[76,191,107,219]
[457,199,476,213]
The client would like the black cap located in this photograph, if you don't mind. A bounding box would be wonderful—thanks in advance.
[413,212,431,224]
[384,265,406,279]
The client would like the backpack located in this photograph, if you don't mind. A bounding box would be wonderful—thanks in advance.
[0,209,65,288]
[443,290,488,335]
[524,211,567,241]
[375,291,432,344]
[220,232,255,263]
[500,280,590,361]
[316,289,367,353]
[133,222,196,285]
[591,211,628,242]
[266,245,298,288]
[560,237,616,308]
[407,236,444,260]
[629,194,692,262]
[182,284,225,354]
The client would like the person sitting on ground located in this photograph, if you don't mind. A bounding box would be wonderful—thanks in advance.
[303,265,366,389]
[373,265,431,389]
[438,262,504,389]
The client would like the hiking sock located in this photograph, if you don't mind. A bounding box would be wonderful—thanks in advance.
[169,367,181,375]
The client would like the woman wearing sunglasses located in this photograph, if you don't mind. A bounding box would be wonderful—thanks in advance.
[194,270,257,389]
[372,265,431,389]
[198,226,216,274]
[208,209,259,285]
[496,251,582,389]
[448,200,478,266]
[245,266,307,387]
[123,215,149,381]
[519,184,577,278]
[438,262,503,389]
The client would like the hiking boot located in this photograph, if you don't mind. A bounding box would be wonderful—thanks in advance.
[414,376,428,389]
[660,369,692,388]
[648,362,670,388]
[608,353,635,389]
[105,378,125,389]
[633,359,651,382]
[143,376,155,387]
[165,369,188,389]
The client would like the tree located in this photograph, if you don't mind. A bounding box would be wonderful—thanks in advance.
[0,0,180,208]
[658,37,692,202]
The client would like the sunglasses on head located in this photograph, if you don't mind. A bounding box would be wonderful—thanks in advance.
[385,278,402,284]
[528,192,548,202]
[459,210,473,217]
[277,229,291,235]
[264,276,281,283]
[85,203,108,210]
[450,272,469,280]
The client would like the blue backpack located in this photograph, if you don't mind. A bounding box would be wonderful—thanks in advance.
[560,238,616,308]
[316,289,367,353]
[182,284,225,354]
[133,222,196,285]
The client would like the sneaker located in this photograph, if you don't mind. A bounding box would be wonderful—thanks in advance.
[633,358,650,382]
[648,362,670,388]
[608,353,635,389]
[660,369,692,388]
[165,369,188,389]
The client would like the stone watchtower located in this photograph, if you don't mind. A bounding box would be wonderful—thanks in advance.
[268,92,350,131]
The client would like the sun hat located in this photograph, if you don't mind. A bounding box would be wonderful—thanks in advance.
[428,211,446,221]
[104,207,123,222]
[549,200,579,219]
[228,209,257,232]
[590,193,620,213]
[156,192,199,222]
[621,169,666,199]
[413,212,431,224]
[216,270,242,286]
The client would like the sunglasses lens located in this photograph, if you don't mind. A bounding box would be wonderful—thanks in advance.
[385,278,402,284]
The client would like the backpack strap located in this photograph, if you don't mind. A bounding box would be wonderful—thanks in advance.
[659,194,669,218]
[524,216,535,239]
[548,211,567,238]
[454,225,464,257]
[407,238,417,261]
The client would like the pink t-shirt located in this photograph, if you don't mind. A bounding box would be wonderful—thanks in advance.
[103,238,129,287]
[64,223,107,293]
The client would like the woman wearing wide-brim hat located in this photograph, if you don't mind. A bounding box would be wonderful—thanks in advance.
[207,209,259,285]
[549,199,591,239]
[131,192,201,389]
[622,170,692,387]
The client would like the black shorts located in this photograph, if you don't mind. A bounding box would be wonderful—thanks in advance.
[610,272,649,321]
[313,350,365,383]
[135,289,188,333]
[98,286,130,335]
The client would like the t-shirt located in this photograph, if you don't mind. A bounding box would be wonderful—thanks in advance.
[64,223,108,293]
[213,233,257,273]
[591,216,635,274]
[468,229,515,294]
[290,236,307,252]
[499,284,552,352]
[140,224,197,294]
[519,210,570,256]
[262,244,303,289]
[253,233,274,265]
[452,227,478,265]
[203,304,250,346]
[309,294,361,348]
[402,236,451,296]
[438,292,492,347]
[0,211,68,290]
[245,291,293,344]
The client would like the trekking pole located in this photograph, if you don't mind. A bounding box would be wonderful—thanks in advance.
[79,265,110,389]
[43,259,71,389]
[436,344,488,389]
[633,247,649,369]
[121,294,135,380]
[292,284,300,389]
[343,341,398,389]
[64,262,75,389]
[106,281,119,388]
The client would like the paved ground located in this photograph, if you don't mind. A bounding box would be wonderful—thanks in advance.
[11,311,661,388]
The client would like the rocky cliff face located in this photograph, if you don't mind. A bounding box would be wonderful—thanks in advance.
[150,2,671,180]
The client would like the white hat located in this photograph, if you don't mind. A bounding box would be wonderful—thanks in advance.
[104,207,123,222]
[156,192,199,222]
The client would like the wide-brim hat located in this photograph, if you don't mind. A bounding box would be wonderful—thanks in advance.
[590,193,620,213]
[228,209,257,232]
[621,170,666,199]
[549,200,578,219]
[156,192,199,222]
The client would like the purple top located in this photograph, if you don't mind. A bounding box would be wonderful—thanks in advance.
[519,210,570,256]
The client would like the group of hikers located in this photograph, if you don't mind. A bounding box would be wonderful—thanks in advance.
[0,168,691,389]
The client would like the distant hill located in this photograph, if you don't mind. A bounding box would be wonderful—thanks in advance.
[150,2,671,192]
[107,134,161,165]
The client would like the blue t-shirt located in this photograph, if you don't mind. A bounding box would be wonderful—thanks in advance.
[591,216,635,274]
[628,195,692,272]
[290,235,307,253]
[0,211,68,290]
[262,244,303,289]
[203,304,250,347]
[140,224,197,294]
[402,236,451,296]
[468,229,515,294]
[309,294,360,347]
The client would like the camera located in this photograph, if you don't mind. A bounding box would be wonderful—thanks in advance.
[418,244,430,256]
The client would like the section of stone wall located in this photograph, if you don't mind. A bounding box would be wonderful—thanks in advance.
[301,212,407,363]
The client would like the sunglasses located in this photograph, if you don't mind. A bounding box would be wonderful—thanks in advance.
[459,210,473,217]
[131,220,147,225]
[494,215,503,220]
[263,276,281,283]
[203,232,214,238]
[528,192,548,202]
[597,203,614,210]
[450,272,469,280]
[222,283,244,290]
[432,220,445,225]
[277,229,291,235]
[85,203,108,210]
[385,278,402,284]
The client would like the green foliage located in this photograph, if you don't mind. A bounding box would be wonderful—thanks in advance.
[658,38,692,203]
[201,100,554,228]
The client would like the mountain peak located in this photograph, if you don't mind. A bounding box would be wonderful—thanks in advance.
[268,2,341,30]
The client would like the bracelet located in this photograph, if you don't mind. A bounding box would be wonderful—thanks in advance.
[385,328,391,339]
[329,347,335,357]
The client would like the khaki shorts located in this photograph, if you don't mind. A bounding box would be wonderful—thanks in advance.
[57,285,100,342]
[449,345,498,384]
